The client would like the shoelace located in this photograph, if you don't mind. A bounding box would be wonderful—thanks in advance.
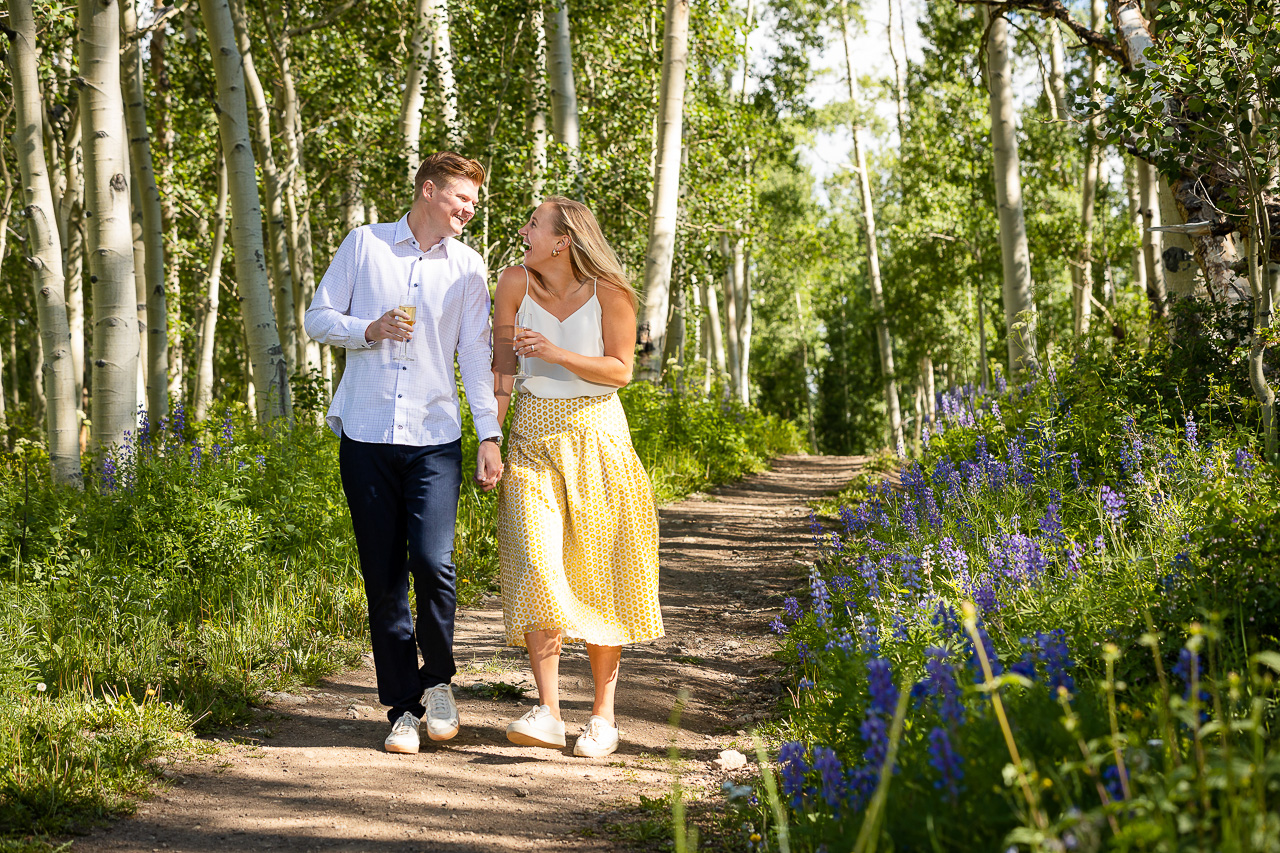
[519,706,543,724]
[583,718,606,740]
[427,687,454,719]
[391,713,417,735]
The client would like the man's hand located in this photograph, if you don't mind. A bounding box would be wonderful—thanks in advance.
[474,440,503,491]
[365,307,413,343]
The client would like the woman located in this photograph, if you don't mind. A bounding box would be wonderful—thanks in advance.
[491,197,663,758]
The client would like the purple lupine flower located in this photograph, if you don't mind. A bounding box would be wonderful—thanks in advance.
[1099,485,1127,522]
[255,454,267,470]
[927,726,964,802]
[189,444,203,470]
[923,648,965,726]
[968,621,1003,683]
[222,411,235,447]
[778,742,810,809]
[798,677,816,690]
[857,617,881,655]
[171,401,187,440]
[1102,764,1124,802]
[812,747,847,810]
[995,372,1007,394]
[1235,448,1256,476]
[866,658,899,716]
[973,578,1000,613]
[991,399,1002,421]
[860,713,889,766]
[808,511,824,546]
[1184,411,1198,450]
[783,597,802,622]
[923,421,932,449]
[1035,629,1075,693]
[831,574,855,596]
[809,571,831,626]
[795,642,810,664]
[102,454,118,492]
[1010,648,1037,681]
[1070,453,1082,488]
[829,532,844,554]
[825,630,855,656]
[932,604,961,638]
[769,618,787,635]
[1038,491,1064,541]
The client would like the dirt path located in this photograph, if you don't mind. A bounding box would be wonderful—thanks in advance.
[76,455,863,852]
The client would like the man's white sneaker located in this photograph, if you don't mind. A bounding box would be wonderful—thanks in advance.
[423,684,459,741]
[506,704,567,748]
[573,715,619,758]
[384,711,420,754]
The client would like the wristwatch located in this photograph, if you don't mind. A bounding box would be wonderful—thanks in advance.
[481,435,502,446]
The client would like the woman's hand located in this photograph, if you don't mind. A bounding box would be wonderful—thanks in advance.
[514,328,566,366]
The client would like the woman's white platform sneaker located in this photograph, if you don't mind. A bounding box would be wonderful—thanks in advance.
[506,704,567,748]
[573,715,619,758]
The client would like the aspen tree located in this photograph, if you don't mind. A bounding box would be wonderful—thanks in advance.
[78,0,141,458]
[544,0,580,163]
[198,0,292,423]
[839,0,903,448]
[122,0,169,420]
[981,6,1038,376]
[640,0,690,379]
[1073,0,1105,338]
[194,155,228,422]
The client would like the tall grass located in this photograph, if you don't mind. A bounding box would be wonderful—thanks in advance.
[0,383,801,840]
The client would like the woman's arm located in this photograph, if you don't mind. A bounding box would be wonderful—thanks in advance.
[491,266,524,425]
[513,284,635,387]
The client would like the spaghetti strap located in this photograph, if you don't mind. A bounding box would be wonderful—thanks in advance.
[593,277,598,296]
[521,265,531,300]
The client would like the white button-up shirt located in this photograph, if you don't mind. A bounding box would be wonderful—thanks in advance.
[304,215,501,446]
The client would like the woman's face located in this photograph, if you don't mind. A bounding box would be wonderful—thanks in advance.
[517,203,565,269]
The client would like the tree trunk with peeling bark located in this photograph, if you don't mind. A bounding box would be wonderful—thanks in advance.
[122,0,169,421]
[198,0,292,423]
[1047,20,1068,121]
[1074,0,1105,338]
[639,0,690,379]
[151,0,183,403]
[982,7,1038,377]
[1138,159,1168,316]
[545,0,580,165]
[1125,157,1149,307]
[78,0,140,459]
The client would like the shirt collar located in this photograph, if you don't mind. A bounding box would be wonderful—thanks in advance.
[395,214,451,257]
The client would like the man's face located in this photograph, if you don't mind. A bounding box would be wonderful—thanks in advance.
[422,177,480,237]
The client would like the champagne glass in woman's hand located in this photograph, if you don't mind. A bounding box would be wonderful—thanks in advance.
[514,310,532,380]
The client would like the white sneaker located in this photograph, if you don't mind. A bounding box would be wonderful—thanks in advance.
[506,704,566,748]
[422,684,459,741]
[573,715,619,758]
[384,711,420,754]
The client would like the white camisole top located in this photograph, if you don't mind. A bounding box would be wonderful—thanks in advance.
[517,266,616,399]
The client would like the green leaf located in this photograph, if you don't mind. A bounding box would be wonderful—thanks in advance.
[1253,651,1280,675]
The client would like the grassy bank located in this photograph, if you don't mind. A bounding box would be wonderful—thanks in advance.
[0,383,802,842]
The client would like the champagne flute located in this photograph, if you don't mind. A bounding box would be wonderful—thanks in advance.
[393,304,416,362]
[513,310,532,381]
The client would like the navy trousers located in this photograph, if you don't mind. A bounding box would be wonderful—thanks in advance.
[339,435,462,722]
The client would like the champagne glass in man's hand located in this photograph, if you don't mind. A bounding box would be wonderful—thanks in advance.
[393,305,416,362]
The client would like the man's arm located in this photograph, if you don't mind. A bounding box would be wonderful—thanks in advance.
[304,229,379,349]
[457,264,502,442]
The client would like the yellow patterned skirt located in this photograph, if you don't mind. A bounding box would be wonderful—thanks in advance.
[497,393,663,648]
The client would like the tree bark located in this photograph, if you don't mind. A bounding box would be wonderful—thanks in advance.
[152,0,183,403]
[0,143,12,439]
[922,353,936,422]
[720,233,741,398]
[1137,159,1168,316]
[840,0,902,448]
[57,117,87,411]
[1047,19,1068,121]
[194,154,228,422]
[639,0,690,379]
[401,0,432,183]
[122,0,169,421]
[737,244,752,406]
[230,0,297,380]
[1125,157,1149,303]
[886,0,907,135]
[982,7,1038,376]
[529,1,549,203]
[700,271,725,394]
[198,0,292,423]
[1074,0,1104,338]
[428,0,460,148]
[544,0,580,163]
[78,0,140,461]
[127,147,149,415]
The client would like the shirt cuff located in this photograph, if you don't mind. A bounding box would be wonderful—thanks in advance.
[349,320,377,349]
[474,419,503,443]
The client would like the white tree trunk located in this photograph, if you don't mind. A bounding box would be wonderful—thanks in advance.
[152,0,183,403]
[700,272,725,394]
[885,0,907,135]
[982,7,1038,376]
[840,0,902,447]
[1125,157,1148,301]
[1138,160,1168,315]
[922,353,936,421]
[639,0,690,378]
[429,0,461,148]
[401,0,432,183]
[78,0,140,459]
[58,119,87,412]
[342,162,366,232]
[194,154,228,422]
[122,0,169,420]
[1047,19,1068,121]
[737,244,753,406]
[1074,0,1105,338]
[128,149,149,415]
[720,233,741,398]
[529,1,549,203]
[0,148,13,437]
[231,0,297,379]
[544,0,580,160]
[199,0,292,423]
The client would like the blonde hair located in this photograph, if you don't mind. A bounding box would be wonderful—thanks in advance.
[540,197,638,311]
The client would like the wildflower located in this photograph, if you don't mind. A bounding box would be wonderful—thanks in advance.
[36,682,47,693]
[768,618,787,635]
[830,574,855,596]
[1099,485,1127,523]
[798,677,816,690]
[102,455,118,492]
[1094,534,1105,553]
[1038,491,1063,541]
[927,726,964,801]
[968,621,1003,682]
[222,411,235,447]
[860,713,889,766]
[991,400,1002,421]
[1235,448,1256,476]
[1010,651,1037,681]
[932,604,960,638]
[783,597,802,622]
[1036,629,1076,693]
[255,454,267,470]
[778,742,810,809]
[1070,453,1082,488]
[812,746,847,809]
[1184,411,1198,450]
[189,444,203,470]
[808,511,824,546]
[866,658,899,716]
[824,630,855,656]
[923,648,964,726]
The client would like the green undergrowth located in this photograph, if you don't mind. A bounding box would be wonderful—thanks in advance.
[0,381,801,841]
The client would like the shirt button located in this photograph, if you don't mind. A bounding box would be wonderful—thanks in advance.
[402,366,407,371]
[397,425,403,430]
[397,394,403,398]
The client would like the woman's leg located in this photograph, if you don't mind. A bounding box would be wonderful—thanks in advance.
[585,644,622,725]
[526,629,563,718]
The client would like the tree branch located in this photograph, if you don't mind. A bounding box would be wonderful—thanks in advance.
[953,0,1129,68]
[128,1,193,42]
[286,0,365,38]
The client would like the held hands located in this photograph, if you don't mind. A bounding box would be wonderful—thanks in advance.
[365,307,413,344]
[474,440,503,491]
[514,328,564,366]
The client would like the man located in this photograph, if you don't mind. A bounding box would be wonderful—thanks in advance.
[305,152,503,754]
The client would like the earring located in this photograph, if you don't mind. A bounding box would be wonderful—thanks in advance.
[552,247,560,257]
